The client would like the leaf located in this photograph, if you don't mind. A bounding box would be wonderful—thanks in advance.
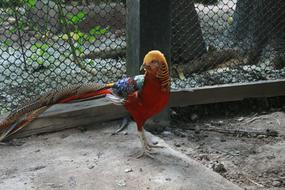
[72,33,80,41]
[89,26,109,36]
[88,60,95,65]
[77,11,86,20]
[26,0,36,8]
[67,11,87,24]
[75,45,83,56]
[66,13,74,19]
[3,39,12,47]
[8,27,17,34]
[31,44,37,51]
[36,49,44,56]
[61,34,69,40]
[35,42,43,48]
[31,54,38,61]
[37,59,44,65]
[87,36,96,43]
[99,28,108,35]
[41,44,49,51]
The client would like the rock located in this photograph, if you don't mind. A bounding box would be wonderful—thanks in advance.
[272,180,281,187]
[220,138,226,142]
[212,162,227,173]
[60,134,69,139]
[217,120,224,125]
[116,179,126,187]
[152,140,159,145]
[47,183,64,188]
[174,142,181,147]
[173,130,187,137]
[124,168,133,173]
[211,120,224,126]
[194,125,201,134]
[123,131,128,135]
[161,131,172,137]
[29,165,46,171]
[257,135,267,139]
[199,154,210,161]
[237,117,244,122]
[88,165,95,169]
[191,113,199,121]
[78,127,87,132]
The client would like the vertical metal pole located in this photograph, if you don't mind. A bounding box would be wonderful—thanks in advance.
[126,0,141,76]
[126,0,171,126]
[126,0,171,75]
[139,0,171,65]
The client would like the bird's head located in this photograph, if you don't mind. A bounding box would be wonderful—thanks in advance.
[141,50,170,91]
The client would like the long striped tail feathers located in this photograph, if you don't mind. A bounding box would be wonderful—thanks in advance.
[0,83,114,141]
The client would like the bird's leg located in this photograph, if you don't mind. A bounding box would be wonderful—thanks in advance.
[136,128,163,159]
[111,116,130,135]
[141,128,164,148]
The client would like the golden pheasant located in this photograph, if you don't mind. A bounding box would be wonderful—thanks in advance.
[0,50,170,157]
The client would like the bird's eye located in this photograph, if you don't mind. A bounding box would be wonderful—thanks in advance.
[151,60,158,65]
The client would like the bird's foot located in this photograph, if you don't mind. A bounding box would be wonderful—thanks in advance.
[135,146,158,159]
[134,129,165,159]
[111,116,130,136]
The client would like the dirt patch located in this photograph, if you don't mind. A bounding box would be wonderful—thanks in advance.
[161,111,285,189]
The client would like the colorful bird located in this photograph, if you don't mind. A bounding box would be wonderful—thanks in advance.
[0,50,170,157]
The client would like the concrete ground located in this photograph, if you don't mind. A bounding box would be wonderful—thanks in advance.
[0,121,242,190]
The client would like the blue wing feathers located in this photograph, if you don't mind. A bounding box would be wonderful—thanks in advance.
[111,75,144,99]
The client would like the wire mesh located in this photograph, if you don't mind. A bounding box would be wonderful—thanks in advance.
[0,0,126,113]
[1,0,285,114]
[171,0,285,89]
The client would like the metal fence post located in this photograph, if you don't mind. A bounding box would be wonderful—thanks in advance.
[126,0,171,75]
[126,0,171,127]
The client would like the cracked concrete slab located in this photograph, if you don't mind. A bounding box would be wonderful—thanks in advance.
[0,121,242,190]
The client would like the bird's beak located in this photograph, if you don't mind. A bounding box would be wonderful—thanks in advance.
[140,64,145,72]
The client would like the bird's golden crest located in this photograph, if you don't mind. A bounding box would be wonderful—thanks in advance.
[143,50,170,91]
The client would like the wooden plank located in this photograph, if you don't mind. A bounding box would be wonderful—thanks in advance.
[170,79,285,107]
[2,79,285,139]
[7,99,128,139]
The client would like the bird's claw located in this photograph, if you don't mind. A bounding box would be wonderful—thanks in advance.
[135,143,164,159]
[111,116,130,136]
[136,147,158,159]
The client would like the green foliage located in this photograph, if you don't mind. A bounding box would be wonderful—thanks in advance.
[2,0,110,67]
[0,0,36,8]
[0,0,24,8]
[59,9,110,57]
[66,11,87,25]
[26,0,36,8]
[89,26,109,36]
[28,42,51,65]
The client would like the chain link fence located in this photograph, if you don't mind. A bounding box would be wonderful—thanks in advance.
[171,0,285,89]
[0,0,126,113]
[1,0,285,114]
